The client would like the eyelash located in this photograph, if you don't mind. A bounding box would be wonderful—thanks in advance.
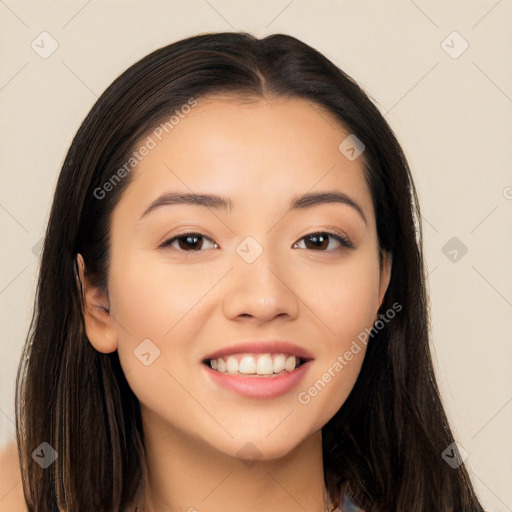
[159,230,354,253]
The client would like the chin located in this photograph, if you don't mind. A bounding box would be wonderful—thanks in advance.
[216,429,317,464]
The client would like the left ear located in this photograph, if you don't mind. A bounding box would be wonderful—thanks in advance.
[378,250,392,308]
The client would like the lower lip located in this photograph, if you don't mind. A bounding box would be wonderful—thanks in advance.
[202,360,313,399]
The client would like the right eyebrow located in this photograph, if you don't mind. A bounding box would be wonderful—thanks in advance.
[139,192,233,220]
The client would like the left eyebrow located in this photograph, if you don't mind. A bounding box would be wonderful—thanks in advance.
[289,191,367,225]
[138,190,367,225]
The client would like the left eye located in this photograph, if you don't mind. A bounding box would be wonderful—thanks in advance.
[292,231,353,251]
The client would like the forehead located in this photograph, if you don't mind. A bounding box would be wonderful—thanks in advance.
[113,95,373,225]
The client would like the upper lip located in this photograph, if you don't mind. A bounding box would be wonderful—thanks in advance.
[202,340,315,362]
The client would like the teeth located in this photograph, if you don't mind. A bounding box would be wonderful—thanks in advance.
[208,353,301,376]
[217,358,226,372]
[238,355,256,374]
[273,354,286,373]
[284,355,296,372]
[256,354,274,375]
[226,356,239,374]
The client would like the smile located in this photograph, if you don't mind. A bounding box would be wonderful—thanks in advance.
[205,353,304,377]
[202,354,313,399]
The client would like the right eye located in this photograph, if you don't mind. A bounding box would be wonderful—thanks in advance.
[159,233,219,252]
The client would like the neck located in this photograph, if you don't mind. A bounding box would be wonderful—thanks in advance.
[138,405,330,512]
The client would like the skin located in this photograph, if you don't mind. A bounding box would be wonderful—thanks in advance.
[78,96,391,512]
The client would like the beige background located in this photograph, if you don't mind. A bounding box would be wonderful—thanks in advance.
[1,1,511,510]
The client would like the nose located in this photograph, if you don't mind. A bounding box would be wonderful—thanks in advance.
[222,250,300,324]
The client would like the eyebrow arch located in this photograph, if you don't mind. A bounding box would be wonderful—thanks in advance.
[290,191,367,225]
[139,190,367,225]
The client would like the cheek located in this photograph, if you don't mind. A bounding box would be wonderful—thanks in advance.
[108,253,222,338]
[292,252,380,419]
[297,352,365,429]
[107,253,225,398]
[293,251,382,343]
[107,255,220,429]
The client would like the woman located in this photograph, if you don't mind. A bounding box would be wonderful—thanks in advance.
[14,31,484,511]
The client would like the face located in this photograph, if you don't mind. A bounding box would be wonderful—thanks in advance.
[81,96,391,461]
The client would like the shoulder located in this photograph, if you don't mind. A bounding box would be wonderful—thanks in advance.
[0,441,28,512]
[336,481,366,512]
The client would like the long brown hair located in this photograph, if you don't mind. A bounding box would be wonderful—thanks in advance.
[16,31,484,511]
